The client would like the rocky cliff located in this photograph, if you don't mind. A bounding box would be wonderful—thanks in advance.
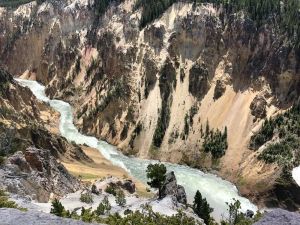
[0,68,91,201]
[0,0,299,208]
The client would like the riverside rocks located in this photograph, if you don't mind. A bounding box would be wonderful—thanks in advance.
[161,171,187,205]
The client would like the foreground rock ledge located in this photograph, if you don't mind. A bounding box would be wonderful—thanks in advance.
[253,209,300,225]
[0,208,102,225]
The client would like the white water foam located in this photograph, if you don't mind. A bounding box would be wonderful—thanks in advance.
[16,78,257,220]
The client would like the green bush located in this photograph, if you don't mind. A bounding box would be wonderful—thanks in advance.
[105,185,117,196]
[115,190,126,207]
[80,192,93,204]
[95,196,111,216]
[0,190,26,210]
[221,198,263,225]
[50,199,70,217]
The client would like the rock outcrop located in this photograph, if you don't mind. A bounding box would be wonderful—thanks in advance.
[1,147,81,202]
[214,79,226,100]
[0,208,100,225]
[161,172,187,205]
[250,95,267,119]
[254,209,300,225]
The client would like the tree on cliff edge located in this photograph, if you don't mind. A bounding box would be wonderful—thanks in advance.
[146,163,167,199]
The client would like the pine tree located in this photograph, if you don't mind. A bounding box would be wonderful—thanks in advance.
[146,163,167,199]
[193,190,213,225]
[50,199,65,217]
[115,190,126,207]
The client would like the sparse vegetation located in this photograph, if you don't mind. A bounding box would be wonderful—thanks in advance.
[135,0,300,48]
[93,0,124,17]
[115,190,126,207]
[202,121,228,159]
[0,189,25,210]
[250,103,300,166]
[220,199,263,225]
[50,199,69,217]
[193,0,300,48]
[105,184,117,196]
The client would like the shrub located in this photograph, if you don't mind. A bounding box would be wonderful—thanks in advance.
[81,207,94,223]
[115,190,126,207]
[0,190,24,210]
[95,196,111,216]
[80,192,93,204]
[50,199,68,217]
[105,185,117,196]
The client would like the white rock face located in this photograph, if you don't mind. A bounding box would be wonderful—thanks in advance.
[292,166,300,186]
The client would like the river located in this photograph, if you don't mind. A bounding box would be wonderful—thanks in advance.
[15,78,257,219]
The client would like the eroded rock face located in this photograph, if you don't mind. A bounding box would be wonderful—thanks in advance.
[2,147,81,202]
[161,171,187,205]
[214,79,226,100]
[250,95,267,119]
[189,62,210,100]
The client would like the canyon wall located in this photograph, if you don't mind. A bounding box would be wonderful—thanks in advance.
[0,0,299,207]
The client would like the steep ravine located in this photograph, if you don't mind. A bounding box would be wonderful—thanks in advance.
[0,0,300,210]
[16,78,258,220]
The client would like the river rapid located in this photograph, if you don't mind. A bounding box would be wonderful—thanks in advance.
[16,78,257,220]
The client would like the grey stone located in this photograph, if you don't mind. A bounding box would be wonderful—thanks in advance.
[0,208,102,225]
[161,172,187,205]
[254,209,300,225]
[177,185,187,205]
[246,209,254,218]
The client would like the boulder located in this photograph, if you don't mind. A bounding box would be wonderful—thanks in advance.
[246,209,254,218]
[177,185,187,205]
[254,209,300,225]
[161,171,187,205]
[250,95,267,119]
[122,180,136,194]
